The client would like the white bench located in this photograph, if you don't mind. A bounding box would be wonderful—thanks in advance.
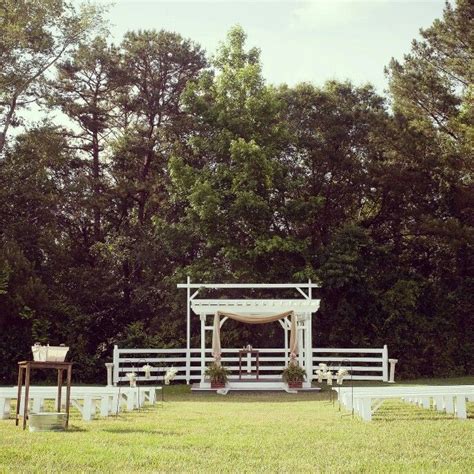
[334,385,474,421]
[0,385,162,421]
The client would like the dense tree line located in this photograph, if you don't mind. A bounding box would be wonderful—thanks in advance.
[0,0,472,382]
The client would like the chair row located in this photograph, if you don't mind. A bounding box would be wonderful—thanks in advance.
[334,385,474,421]
[0,385,162,422]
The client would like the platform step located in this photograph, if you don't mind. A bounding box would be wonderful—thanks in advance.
[191,382,320,393]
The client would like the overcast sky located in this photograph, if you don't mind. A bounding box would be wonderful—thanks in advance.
[96,0,447,94]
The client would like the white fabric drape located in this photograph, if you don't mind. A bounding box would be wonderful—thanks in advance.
[212,310,298,361]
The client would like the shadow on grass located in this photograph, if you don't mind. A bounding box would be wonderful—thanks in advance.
[64,425,88,432]
[372,401,474,422]
[102,428,182,435]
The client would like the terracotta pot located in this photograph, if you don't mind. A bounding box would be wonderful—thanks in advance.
[211,381,226,389]
[288,381,303,389]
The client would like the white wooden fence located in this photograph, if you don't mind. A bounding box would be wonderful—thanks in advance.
[113,345,389,384]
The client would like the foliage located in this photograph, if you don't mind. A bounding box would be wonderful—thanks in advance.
[281,363,306,383]
[205,362,230,384]
[0,0,104,154]
[0,3,472,382]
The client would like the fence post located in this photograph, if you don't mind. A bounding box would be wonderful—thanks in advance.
[105,363,114,387]
[388,358,398,383]
[113,345,119,386]
[186,276,191,384]
[382,344,389,382]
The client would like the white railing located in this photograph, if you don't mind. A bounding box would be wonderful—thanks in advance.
[313,346,389,381]
[113,345,390,384]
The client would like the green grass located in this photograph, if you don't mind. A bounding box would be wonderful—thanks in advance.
[1,377,473,473]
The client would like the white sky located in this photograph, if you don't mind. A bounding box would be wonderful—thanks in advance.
[96,0,447,93]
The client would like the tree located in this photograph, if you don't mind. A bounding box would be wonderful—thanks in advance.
[114,30,206,226]
[51,36,120,241]
[88,30,207,339]
[380,0,474,375]
[0,12,472,382]
[280,81,388,253]
[169,26,287,284]
[386,0,473,147]
[0,0,104,154]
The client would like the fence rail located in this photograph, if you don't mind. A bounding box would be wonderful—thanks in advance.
[113,345,390,384]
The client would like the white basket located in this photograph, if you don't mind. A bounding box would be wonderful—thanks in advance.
[31,344,69,362]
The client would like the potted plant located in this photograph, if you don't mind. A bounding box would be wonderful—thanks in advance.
[205,362,229,389]
[282,364,306,389]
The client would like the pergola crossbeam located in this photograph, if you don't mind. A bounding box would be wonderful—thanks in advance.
[177,283,320,289]
[191,299,320,315]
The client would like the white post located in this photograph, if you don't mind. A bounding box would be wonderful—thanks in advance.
[382,345,389,382]
[200,314,206,384]
[305,313,313,383]
[445,396,454,414]
[112,345,119,386]
[105,363,114,387]
[284,324,289,365]
[388,358,398,383]
[298,319,304,367]
[308,280,314,382]
[455,396,467,419]
[186,276,191,384]
[1,399,11,420]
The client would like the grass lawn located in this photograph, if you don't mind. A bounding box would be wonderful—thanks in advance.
[1,377,473,473]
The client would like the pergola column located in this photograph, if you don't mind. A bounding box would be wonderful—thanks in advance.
[186,276,191,384]
[305,312,313,382]
[298,318,304,367]
[200,314,206,383]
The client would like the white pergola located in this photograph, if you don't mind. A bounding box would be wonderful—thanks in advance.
[177,279,321,387]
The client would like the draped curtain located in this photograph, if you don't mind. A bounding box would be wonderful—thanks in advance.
[212,310,298,362]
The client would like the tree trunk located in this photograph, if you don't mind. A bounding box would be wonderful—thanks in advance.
[122,259,132,308]
[91,124,101,241]
[0,95,18,155]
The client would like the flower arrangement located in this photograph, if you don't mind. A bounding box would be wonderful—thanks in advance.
[315,364,350,386]
[282,363,306,388]
[325,370,333,386]
[164,367,178,385]
[142,363,152,379]
[336,368,349,385]
[205,362,229,388]
[315,363,341,385]
[315,363,328,383]
[126,371,137,387]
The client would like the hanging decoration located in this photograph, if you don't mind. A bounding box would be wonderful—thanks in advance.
[164,367,178,385]
[315,363,328,383]
[336,368,349,385]
[325,370,333,386]
[142,364,152,379]
[126,371,137,387]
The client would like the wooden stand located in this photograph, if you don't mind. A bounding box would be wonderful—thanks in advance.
[238,350,260,380]
[15,361,72,430]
